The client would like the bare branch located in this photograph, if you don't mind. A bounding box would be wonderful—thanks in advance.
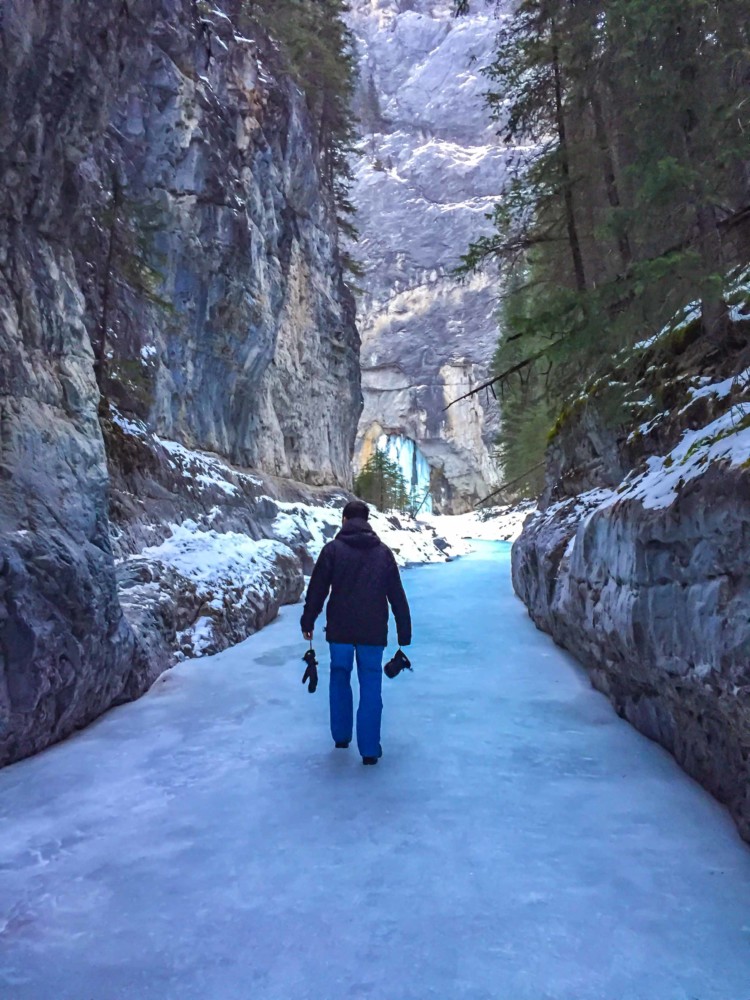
[475,461,546,508]
[444,338,566,409]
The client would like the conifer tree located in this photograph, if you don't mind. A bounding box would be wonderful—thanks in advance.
[455,0,750,492]
[242,0,359,251]
[354,451,411,512]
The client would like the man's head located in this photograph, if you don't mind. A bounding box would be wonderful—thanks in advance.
[342,499,369,522]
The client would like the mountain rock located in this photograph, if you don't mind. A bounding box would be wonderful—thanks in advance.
[346,0,513,512]
[0,0,359,765]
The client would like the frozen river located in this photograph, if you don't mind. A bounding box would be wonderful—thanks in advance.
[1,542,749,999]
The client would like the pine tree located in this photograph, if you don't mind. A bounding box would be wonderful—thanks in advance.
[461,0,750,354]
[455,0,750,490]
[354,451,412,512]
[242,0,360,254]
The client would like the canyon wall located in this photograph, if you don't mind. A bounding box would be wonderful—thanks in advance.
[512,296,750,841]
[0,0,360,764]
[347,0,513,512]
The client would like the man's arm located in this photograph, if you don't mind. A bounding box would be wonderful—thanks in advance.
[300,543,334,638]
[386,554,412,646]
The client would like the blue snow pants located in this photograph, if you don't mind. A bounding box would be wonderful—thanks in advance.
[328,643,385,758]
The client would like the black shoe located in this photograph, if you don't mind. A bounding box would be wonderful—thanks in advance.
[335,741,350,749]
[362,756,378,766]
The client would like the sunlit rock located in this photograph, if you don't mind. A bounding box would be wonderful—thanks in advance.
[347,0,516,512]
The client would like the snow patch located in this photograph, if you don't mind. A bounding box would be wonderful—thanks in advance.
[686,366,750,404]
[178,615,216,657]
[424,503,536,548]
[269,500,464,567]
[137,521,293,600]
[612,404,750,511]
[111,409,148,438]
[156,439,241,497]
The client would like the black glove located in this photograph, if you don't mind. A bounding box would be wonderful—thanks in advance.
[302,648,318,693]
[384,648,412,679]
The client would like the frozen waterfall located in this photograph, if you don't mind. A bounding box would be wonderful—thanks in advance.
[378,433,432,513]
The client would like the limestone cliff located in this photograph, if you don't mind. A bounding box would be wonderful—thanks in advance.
[346,0,510,512]
[0,0,360,764]
[512,283,750,841]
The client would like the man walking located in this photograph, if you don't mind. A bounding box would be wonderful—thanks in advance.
[300,499,412,765]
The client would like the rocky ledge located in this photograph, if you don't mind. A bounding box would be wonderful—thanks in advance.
[513,276,750,842]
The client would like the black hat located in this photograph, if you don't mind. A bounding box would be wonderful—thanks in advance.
[343,499,369,521]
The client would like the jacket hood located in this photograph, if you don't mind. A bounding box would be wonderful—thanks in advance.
[337,517,381,549]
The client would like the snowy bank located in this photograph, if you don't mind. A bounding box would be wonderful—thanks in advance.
[270,498,476,568]
[110,414,475,672]
[424,500,537,549]
[122,524,301,661]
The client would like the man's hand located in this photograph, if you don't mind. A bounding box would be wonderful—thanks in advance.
[302,630,313,641]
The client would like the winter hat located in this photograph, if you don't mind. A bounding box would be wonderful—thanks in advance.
[343,499,369,521]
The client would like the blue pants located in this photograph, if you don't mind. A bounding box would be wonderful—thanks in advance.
[328,643,385,758]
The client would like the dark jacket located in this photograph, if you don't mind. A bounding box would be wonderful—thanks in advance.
[300,518,412,647]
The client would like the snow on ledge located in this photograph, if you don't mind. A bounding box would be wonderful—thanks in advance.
[136,521,294,595]
[269,499,469,567]
[131,521,298,658]
[531,386,750,537]
[423,503,536,548]
[612,403,750,511]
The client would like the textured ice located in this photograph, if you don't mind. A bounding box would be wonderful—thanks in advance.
[378,433,433,513]
[2,545,749,999]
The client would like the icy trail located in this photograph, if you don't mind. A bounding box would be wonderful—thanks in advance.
[2,544,750,999]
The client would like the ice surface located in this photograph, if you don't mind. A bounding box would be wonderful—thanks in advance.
[2,545,750,1000]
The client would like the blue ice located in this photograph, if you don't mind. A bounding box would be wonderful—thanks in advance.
[378,433,432,513]
[1,543,750,999]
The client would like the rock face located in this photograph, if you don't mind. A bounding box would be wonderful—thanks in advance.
[88,1,361,486]
[512,311,750,841]
[346,0,512,512]
[0,0,359,764]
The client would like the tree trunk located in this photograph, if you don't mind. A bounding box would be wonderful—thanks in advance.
[696,203,730,338]
[589,86,632,270]
[551,33,587,294]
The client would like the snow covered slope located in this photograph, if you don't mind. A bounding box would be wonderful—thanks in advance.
[110,411,469,669]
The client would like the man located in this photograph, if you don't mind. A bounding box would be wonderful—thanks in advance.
[300,499,412,765]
